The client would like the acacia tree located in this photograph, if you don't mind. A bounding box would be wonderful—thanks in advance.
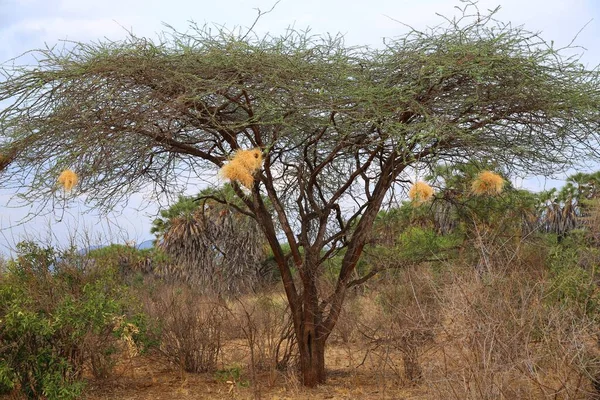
[1,6,600,386]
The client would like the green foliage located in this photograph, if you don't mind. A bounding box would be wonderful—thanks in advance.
[0,361,16,395]
[560,171,600,202]
[215,365,250,388]
[373,161,540,255]
[87,242,151,262]
[429,160,538,232]
[534,171,600,239]
[547,240,600,319]
[396,226,460,262]
[0,241,148,399]
[87,243,163,281]
[371,204,423,246]
[0,6,598,214]
[151,184,266,243]
[151,195,200,237]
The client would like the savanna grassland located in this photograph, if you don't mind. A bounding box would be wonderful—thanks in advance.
[2,171,600,400]
[2,3,600,398]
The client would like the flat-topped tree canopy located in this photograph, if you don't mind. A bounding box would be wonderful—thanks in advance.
[1,4,599,386]
[1,15,599,211]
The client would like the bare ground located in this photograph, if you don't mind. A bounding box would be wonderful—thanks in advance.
[83,344,427,400]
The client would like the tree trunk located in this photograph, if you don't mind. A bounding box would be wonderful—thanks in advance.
[298,325,326,386]
[296,251,328,387]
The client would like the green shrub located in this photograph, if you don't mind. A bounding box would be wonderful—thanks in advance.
[396,226,460,262]
[215,365,249,388]
[547,241,600,319]
[0,361,16,395]
[0,241,148,399]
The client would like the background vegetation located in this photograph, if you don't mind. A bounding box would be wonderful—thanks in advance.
[1,169,600,399]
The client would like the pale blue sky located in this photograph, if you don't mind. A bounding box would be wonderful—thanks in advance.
[0,0,599,253]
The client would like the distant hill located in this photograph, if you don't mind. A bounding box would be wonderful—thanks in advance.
[137,240,154,250]
[77,239,154,255]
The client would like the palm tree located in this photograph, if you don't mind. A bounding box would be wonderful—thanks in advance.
[152,185,269,294]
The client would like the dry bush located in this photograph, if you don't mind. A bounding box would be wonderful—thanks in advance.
[468,221,526,274]
[428,265,600,399]
[82,322,122,379]
[227,292,298,388]
[343,233,600,399]
[142,283,226,373]
[330,292,364,344]
[357,267,442,385]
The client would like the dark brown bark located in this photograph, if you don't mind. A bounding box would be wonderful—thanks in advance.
[255,153,412,387]
[296,250,327,386]
[323,156,406,335]
[298,326,326,386]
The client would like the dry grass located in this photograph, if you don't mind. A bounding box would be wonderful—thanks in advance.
[74,254,600,399]
[81,356,417,400]
[426,266,599,399]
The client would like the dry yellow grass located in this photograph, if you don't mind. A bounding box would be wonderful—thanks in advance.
[66,257,600,400]
[219,148,263,189]
[409,181,434,205]
[471,170,504,196]
[58,169,78,191]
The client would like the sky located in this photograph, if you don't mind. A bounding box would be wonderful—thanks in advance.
[0,0,599,253]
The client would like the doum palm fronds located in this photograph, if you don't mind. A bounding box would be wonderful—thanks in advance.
[156,196,268,295]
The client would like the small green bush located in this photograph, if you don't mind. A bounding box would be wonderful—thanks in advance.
[0,241,148,399]
[547,240,600,319]
[0,361,16,395]
[215,365,249,388]
[396,226,460,262]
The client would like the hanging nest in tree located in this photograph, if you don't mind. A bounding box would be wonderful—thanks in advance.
[471,170,504,196]
[409,181,434,205]
[58,169,78,191]
[219,148,263,189]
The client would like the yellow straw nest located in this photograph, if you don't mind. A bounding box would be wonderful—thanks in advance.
[219,148,263,189]
[409,181,434,205]
[471,170,505,196]
[58,169,78,191]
